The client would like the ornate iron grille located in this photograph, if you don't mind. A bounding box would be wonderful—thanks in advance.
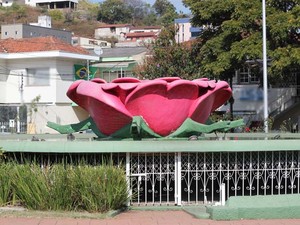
[129,153,176,205]
[181,151,300,205]
[128,151,300,206]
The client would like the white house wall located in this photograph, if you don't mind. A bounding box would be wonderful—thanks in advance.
[175,20,192,43]
[33,104,89,134]
[95,28,114,39]
[95,26,130,40]
[25,0,78,7]
[1,58,57,104]
[55,59,76,103]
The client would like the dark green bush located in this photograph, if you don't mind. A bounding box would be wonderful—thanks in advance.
[0,160,129,212]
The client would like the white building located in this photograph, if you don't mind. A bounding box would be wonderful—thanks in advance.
[72,36,111,49]
[30,15,52,28]
[174,18,202,43]
[0,0,13,7]
[0,36,98,134]
[25,0,77,9]
[94,24,132,41]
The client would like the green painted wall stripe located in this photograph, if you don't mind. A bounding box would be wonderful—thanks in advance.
[0,139,299,153]
[100,57,133,62]
[207,194,300,220]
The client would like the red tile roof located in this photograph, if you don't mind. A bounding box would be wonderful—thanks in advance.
[130,26,161,30]
[126,32,157,38]
[97,24,132,28]
[0,36,90,55]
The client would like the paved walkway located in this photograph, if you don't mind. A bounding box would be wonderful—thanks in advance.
[1,210,300,225]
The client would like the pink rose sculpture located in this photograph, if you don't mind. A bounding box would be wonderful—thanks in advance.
[67,77,232,136]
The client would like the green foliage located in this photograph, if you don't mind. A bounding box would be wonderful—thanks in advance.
[0,161,128,212]
[97,0,132,23]
[77,0,99,21]
[12,163,51,210]
[125,0,154,25]
[28,95,40,123]
[134,25,202,79]
[0,163,15,206]
[48,10,64,21]
[0,4,43,24]
[97,0,178,25]
[153,0,176,16]
[183,0,300,81]
[153,0,177,25]
[142,12,158,26]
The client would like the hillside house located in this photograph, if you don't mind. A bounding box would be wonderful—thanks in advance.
[25,0,77,9]
[129,26,161,34]
[72,36,111,50]
[1,23,72,44]
[124,32,158,45]
[91,46,147,82]
[94,24,132,41]
[174,18,202,43]
[0,36,98,134]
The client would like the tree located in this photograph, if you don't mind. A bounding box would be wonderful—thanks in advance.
[153,0,178,25]
[124,0,151,25]
[142,11,158,26]
[134,25,202,80]
[183,0,300,82]
[153,0,176,16]
[77,0,99,21]
[97,0,132,24]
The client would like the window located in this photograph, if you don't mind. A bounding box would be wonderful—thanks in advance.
[118,70,125,78]
[239,67,259,84]
[102,71,117,82]
[4,32,7,36]
[239,67,249,84]
[26,68,50,86]
[89,40,97,45]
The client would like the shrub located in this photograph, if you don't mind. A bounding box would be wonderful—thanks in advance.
[4,161,128,212]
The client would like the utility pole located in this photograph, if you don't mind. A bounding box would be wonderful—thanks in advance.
[262,0,269,134]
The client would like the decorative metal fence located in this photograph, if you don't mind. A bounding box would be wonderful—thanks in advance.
[129,153,176,205]
[0,121,27,133]
[128,151,300,206]
[4,150,300,206]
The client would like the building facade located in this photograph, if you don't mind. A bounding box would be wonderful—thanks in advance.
[174,18,202,43]
[25,0,78,9]
[1,23,72,44]
[94,24,132,41]
[0,36,98,134]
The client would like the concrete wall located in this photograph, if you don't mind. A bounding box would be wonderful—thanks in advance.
[220,84,297,122]
[0,58,58,104]
[31,104,89,134]
[0,56,92,134]
[95,26,130,41]
[1,24,72,43]
[1,24,23,39]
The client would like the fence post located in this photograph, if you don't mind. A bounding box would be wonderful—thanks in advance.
[175,152,182,206]
[126,152,131,206]
[221,183,226,206]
